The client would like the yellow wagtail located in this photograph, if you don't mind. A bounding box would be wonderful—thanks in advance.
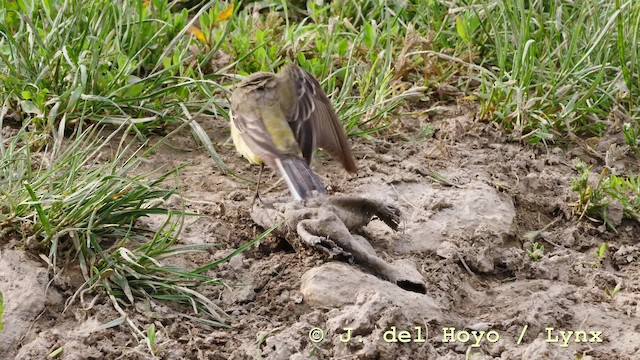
[230,64,358,202]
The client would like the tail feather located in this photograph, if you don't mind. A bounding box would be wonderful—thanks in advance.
[276,157,326,201]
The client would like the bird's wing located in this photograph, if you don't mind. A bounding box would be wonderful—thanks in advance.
[286,65,358,173]
[230,102,282,168]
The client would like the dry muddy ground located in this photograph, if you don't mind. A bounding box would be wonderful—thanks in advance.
[2,104,640,359]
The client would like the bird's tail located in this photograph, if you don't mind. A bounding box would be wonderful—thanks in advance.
[276,156,327,201]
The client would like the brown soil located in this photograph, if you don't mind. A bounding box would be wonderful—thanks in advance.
[2,103,640,359]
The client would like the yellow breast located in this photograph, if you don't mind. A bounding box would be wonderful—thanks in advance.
[230,115,263,165]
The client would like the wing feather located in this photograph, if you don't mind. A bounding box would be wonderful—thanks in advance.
[285,65,358,173]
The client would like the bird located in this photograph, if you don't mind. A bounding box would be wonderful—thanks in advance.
[229,64,358,202]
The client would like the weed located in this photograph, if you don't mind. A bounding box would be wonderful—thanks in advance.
[526,242,545,261]
[571,159,640,230]
[146,323,158,355]
[622,121,639,150]
[48,347,63,358]
[595,242,607,262]
[605,282,622,299]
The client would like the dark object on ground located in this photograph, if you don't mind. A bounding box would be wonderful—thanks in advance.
[251,195,426,294]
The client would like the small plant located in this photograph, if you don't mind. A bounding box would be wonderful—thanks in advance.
[571,159,640,230]
[591,242,607,269]
[147,323,158,355]
[595,243,607,262]
[418,123,435,139]
[605,282,622,299]
[622,122,639,149]
[48,347,63,358]
[526,242,544,261]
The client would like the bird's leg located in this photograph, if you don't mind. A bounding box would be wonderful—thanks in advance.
[251,163,265,206]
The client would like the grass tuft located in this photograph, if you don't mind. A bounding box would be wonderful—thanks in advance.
[0,123,261,336]
[571,159,640,230]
